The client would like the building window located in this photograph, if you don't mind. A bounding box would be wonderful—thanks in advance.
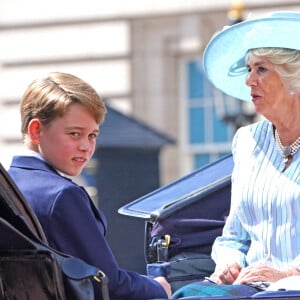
[187,58,232,169]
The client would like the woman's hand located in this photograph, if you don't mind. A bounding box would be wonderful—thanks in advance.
[210,262,300,286]
[210,262,242,284]
[233,263,298,284]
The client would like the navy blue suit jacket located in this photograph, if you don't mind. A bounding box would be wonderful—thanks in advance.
[9,156,167,300]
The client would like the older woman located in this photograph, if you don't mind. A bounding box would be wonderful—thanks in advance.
[211,47,300,285]
[173,11,300,298]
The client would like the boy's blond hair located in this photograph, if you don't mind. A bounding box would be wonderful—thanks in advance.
[21,72,106,143]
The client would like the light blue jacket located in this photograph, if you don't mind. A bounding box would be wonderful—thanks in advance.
[212,120,300,271]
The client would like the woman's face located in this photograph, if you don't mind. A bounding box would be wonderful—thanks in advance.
[246,55,291,118]
[37,103,99,176]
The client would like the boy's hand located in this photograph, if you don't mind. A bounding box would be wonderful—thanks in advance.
[154,276,172,298]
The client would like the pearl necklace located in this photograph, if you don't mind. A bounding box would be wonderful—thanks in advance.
[275,129,300,171]
[275,129,300,157]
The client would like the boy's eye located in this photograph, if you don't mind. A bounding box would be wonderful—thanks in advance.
[89,133,98,139]
[69,132,80,137]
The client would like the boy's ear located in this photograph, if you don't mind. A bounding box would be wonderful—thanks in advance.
[28,119,42,145]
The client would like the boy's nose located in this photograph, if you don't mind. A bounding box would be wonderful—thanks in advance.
[79,139,90,151]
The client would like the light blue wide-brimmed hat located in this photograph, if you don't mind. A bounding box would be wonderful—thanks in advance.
[203,11,300,101]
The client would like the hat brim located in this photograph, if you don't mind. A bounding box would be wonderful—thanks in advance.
[203,13,300,101]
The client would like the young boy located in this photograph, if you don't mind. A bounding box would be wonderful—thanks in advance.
[8,72,171,299]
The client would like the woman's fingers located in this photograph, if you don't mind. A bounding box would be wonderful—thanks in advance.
[215,263,242,284]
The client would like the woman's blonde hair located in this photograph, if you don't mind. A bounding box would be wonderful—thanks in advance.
[247,47,300,94]
[21,72,106,142]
